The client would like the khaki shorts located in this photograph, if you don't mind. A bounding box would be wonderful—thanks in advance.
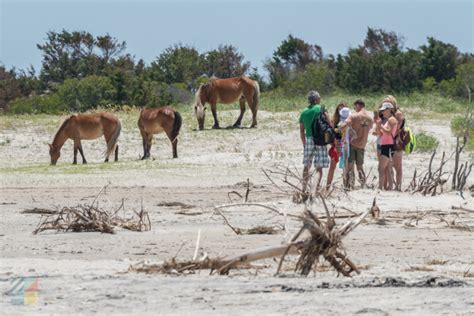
[348,147,365,166]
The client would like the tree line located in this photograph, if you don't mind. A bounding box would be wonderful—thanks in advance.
[0,27,473,113]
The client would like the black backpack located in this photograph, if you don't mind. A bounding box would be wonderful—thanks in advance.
[312,106,335,146]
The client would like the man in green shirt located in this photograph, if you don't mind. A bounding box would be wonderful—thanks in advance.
[299,91,330,196]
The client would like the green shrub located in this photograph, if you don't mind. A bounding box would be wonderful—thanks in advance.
[451,113,474,151]
[8,94,67,114]
[415,132,439,152]
[57,75,115,111]
[152,82,193,107]
[281,63,335,97]
[422,77,437,92]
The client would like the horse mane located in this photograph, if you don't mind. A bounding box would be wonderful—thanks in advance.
[52,115,74,144]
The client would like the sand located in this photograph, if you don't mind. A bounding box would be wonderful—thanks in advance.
[1,110,473,315]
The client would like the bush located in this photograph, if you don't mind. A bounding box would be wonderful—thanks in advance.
[451,113,474,151]
[57,75,115,111]
[415,132,439,152]
[422,77,437,92]
[8,94,67,114]
[152,82,193,107]
[282,63,335,96]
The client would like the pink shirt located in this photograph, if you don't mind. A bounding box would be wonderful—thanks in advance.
[380,120,397,145]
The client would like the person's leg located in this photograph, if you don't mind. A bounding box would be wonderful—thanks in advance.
[301,138,314,194]
[315,167,323,191]
[346,162,355,189]
[313,145,328,193]
[355,148,366,187]
[378,155,390,190]
[347,147,357,189]
[392,150,403,191]
[326,158,337,189]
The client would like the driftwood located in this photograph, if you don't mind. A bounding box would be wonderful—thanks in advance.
[451,205,474,213]
[409,150,450,196]
[435,215,474,232]
[130,196,372,276]
[214,208,281,235]
[32,186,151,234]
[33,204,151,234]
[452,110,473,191]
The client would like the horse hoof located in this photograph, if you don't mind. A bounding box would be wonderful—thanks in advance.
[73,162,77,165]
[232,124,242,129]
[212,125,220,129]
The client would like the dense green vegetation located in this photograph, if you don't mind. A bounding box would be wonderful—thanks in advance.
[1,28,473,114]
[414,132,439,152]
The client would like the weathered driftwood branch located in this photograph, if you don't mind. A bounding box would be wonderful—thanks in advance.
[451,205,474,213]
[452,110,473,190]
[214,208,280,235]
[131,196,374,277]
[32,187,151,234]
[410,150,450,196]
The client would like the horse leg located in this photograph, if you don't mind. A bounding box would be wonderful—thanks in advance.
[145,135,153,158]
[73,146,78,165]
[114,145,119,162]
[248,95,258,128]
[140,130,148,160]
[233,96,246,128]
[78,142,87,164]
[210,102,220,129]
[165,130,178,159]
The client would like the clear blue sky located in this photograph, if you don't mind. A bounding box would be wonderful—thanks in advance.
[1,0,473,75]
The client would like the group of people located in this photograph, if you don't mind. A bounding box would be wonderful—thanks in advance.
[299,91,405,195]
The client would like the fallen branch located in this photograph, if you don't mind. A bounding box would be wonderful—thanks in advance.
[214,208,280,235]
[131,196,372,277]
[451,205,474,213]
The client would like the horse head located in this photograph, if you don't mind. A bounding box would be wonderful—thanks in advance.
[49,143,60,165]
[193,84,208,130]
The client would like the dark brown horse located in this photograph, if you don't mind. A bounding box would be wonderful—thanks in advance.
[49,113,121,165]
[138,106,182,159]
[193,76,260,130]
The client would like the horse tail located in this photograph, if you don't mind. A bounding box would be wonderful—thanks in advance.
[171,110,182,143]
[253,80,260,109]
[106,118,122,159]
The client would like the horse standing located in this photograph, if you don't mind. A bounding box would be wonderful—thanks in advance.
[49,112,121,165]
[193,76,260,130]
[138,107,182,159]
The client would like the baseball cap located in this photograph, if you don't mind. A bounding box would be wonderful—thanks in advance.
[379,102,394,111]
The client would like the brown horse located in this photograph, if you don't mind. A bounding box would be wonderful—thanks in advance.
[49,112,121,165]
[138,106,182,159]
[193,76,260,130]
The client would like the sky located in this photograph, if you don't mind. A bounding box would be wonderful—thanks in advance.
[0,0,473,76]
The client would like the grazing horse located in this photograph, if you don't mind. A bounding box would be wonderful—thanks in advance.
[138,106,182,159]
[193,76,260,130]
[49,112,121,165]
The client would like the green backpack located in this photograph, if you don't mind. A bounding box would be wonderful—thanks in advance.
[404,127,417,154]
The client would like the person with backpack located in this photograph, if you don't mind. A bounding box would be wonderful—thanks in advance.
[337,99,374,189]
[383,95,404,191]
[375,102,398,190]
[299,91,330,195]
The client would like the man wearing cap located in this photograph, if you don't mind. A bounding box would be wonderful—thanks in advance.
[299,90,330,196]
[338,99,373,189]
